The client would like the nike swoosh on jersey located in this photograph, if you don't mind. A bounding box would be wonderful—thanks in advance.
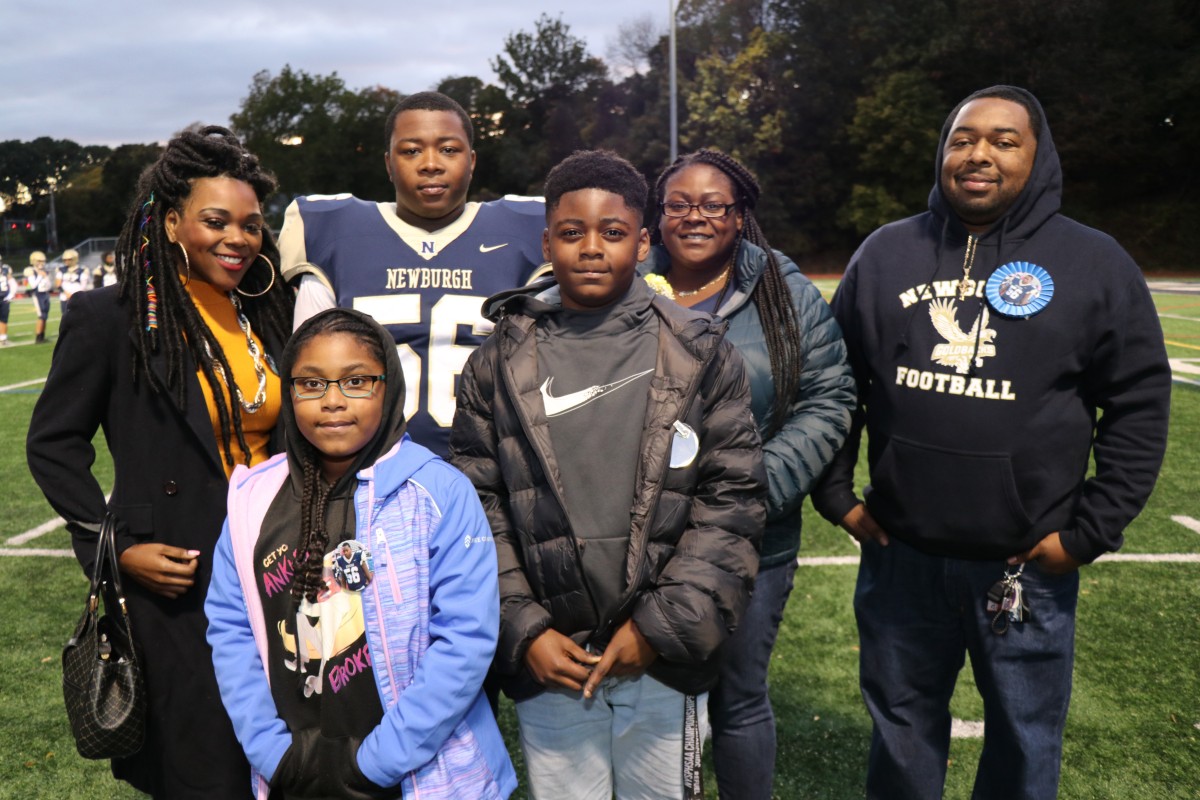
[539,369,654,417]
[479,243,509,253]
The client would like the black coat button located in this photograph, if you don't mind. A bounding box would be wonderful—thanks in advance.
[163,481,178,496]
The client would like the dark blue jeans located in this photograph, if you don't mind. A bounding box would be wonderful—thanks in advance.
[710,558,797,800]
[855,538,1079,800]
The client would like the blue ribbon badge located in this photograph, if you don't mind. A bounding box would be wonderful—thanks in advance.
[986,262,1054,318]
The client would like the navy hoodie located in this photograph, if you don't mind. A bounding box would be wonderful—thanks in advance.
[812,87,1171,563]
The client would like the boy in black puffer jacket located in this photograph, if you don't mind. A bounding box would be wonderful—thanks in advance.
[451,150,766,800]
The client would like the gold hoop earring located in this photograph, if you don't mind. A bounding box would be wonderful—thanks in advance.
[235,254,277,298]
[175,243,190,286]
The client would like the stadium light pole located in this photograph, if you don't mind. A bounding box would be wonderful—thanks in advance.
[669,0,678,162]
[46,177,60,254]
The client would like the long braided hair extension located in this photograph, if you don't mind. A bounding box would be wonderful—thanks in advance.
[116,126,293,468]
[284,312,390,606]
[652,149,803,436]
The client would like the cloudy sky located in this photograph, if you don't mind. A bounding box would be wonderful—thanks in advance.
[2,1,664,147]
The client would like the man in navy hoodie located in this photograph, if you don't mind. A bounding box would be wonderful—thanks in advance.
[813,86,1170,799]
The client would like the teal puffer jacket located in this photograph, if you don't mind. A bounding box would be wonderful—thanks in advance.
[642,242,855,567]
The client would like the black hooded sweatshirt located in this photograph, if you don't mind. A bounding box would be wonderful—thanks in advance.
[812,87,1171,563]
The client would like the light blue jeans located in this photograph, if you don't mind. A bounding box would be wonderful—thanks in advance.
[516,672,708,800]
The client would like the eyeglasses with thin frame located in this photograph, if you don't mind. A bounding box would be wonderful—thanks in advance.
[290,375,386,400]
[660,200,739,218]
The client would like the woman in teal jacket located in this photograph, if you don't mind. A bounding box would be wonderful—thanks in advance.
[642,149,856,800]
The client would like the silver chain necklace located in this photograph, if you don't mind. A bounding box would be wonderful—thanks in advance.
[202,292,267,414]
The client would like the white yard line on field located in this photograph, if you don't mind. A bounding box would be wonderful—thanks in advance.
[1169,358,1200,375]
[797,555,861,566]
[6,515,66,545]
[0,548,74,557]
[797,552,1200,567]
[6,495,111,545]
[951,719,985,739]
[1096,552,1200,563]
[1169,515,1200,535]
[0,377,46,392]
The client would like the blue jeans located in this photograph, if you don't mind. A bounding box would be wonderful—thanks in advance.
[516,673,708,800]
[855,538,1079,800]
[710,559,797,800]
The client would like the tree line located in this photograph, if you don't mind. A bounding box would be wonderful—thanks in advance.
[2,0,1195,269]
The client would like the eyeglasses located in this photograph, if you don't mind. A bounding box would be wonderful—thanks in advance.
[290,375,385,399]
[660,200,739,218]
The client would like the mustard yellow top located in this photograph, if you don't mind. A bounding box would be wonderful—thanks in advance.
[185,280,281,478]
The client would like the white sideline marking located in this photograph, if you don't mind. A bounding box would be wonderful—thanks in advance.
[7,494,112,545]
[0,548,74,557]
[797,556,861,566]
[1168,359,1200,376]
[1095,552,1200,563]
[951,718,985,739]
[1170,515,1200,535]
[797,553,1200,567]
[6,515,66,545]
[0,377,47,392]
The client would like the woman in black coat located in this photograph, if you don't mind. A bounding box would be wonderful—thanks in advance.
[27,127,293,799]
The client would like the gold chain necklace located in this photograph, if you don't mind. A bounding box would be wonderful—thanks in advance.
[958,235,979,300]
[672,265,732,298]
[201,293,268,414]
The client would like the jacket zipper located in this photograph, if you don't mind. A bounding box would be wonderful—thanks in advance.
[374,527,403,605]
[611,323,723,635]
[496,317,603,629]
[364,481,398,707]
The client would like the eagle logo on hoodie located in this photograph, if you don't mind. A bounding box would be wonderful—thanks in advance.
[928,299,997,374]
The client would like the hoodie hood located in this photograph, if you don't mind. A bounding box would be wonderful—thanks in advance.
[928,85,1062,243]
[280,308,408,497]
[481,275,562,322]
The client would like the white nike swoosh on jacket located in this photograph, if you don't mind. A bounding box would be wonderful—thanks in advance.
[539,369,654,417]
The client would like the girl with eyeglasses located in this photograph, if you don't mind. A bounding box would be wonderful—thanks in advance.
[206,307,515,800]
[642,149,857,800]
[27,127,292,798]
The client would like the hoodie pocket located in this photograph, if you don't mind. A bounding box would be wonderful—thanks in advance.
[870,435,1032,548]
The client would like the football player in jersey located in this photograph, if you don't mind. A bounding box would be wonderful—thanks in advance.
[280,91,546,457]
[332,541,373,593]
[58,249,90,314]
[0,260,14,345]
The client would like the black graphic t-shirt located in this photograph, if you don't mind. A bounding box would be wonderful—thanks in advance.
[536,281,658,628]
[254,491,384,741]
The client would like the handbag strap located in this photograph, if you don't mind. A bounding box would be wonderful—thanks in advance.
[85,515,112,610]
[87,514,131,620]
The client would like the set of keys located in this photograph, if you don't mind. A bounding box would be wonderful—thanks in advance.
[986,564,1030,635]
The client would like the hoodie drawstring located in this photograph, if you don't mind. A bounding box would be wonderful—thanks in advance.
[898,217,952,355]
[966,217,1009,376]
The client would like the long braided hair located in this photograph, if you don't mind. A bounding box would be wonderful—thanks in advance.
[281,311,394,606]
[116,126,293,468]
[652,149,803,437]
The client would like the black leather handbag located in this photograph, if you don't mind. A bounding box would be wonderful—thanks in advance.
[61,514,145,759]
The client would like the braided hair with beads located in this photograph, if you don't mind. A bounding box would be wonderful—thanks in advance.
[652,149,802,436]
[115,126,293,468]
